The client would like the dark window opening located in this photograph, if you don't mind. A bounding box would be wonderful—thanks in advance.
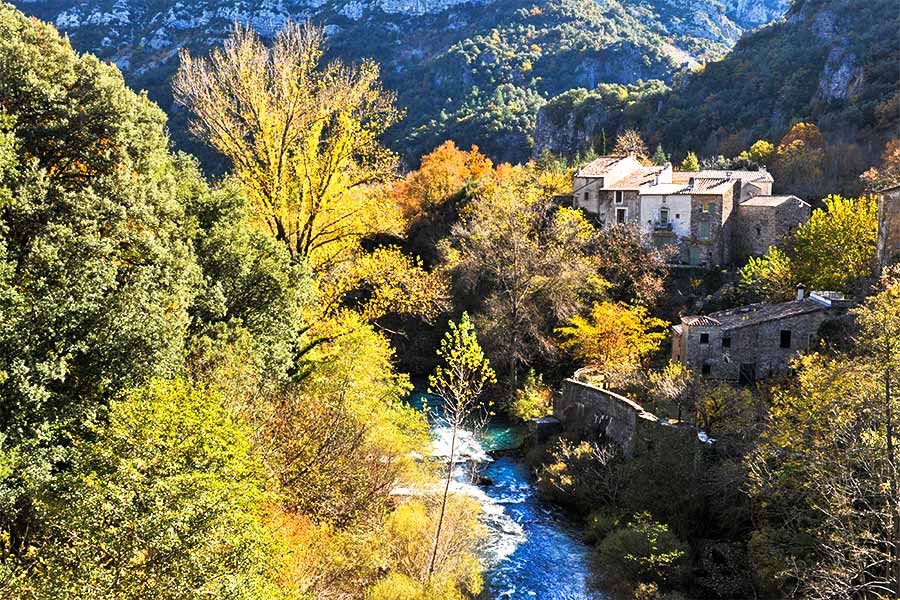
[780,329,791,348]
[755,226,761,237]
[722,337,731,348]
[700,333,709,344]
[739,363,756,384]
[701,363,711,375]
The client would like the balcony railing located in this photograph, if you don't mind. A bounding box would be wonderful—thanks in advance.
[653,221,674,231]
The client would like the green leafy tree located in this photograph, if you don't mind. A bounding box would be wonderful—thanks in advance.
[792,195,877,291]
[557,301,667,388]
[510,369,553,422]
[651,144,669,166]
[680,151,700,171]
[7,379,281,599]
[738,246,796,302]
[427,313,496,580]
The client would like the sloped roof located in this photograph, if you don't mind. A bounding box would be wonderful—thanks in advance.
[740,195,810,208]
[576,156,629,178]
[685,177,734,194]
[606,166,666,190]
[681,315,721,326]
[703,299,827,331]
[674,169,773,183]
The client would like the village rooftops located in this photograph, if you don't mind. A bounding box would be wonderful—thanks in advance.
[575,155,630,178]
[642,177,733,195]
[679,293,844,331]
[740,195,810,208]
[674,169,773,184]
[605,166,667,189]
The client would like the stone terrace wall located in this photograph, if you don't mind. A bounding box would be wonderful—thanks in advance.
[555,378,693,457]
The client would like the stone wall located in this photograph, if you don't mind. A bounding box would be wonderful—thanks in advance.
[877,187,900,272]
[555,378,693,457]
[736,198,811,260]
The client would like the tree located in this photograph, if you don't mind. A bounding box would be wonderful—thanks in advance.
[791,195,877,291]
[740,196,877,300]
[852,266,900,595]
[441,164,601,390]
[648,362,696,422]
[738,246,796,302]
[747,139,775,166]
[861,138,900,191]
[0,6,202,562]
[680,151,700,171]
[426,313,496,580]
[774,122,826,198]
[651,144,669,166]
[175,22,447,333]
[556,301,667,388]
[391,141,493,222]
[613,129,649,163]
[174,22,400,269]
[509,369,553,422]
[591,224,670,306]
[7,379,282,598]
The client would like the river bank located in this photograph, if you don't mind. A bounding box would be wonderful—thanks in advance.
[413,392,606,600]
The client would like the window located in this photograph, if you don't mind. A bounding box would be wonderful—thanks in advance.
[583,191,589,203]
[659,207,669,226]
[702,201,711,213]
[780,330,791,349]
[722,337,731,348]
[675,213,680,219]
[614,191,624,204]
[755,226,762,237]
[698,221,710,240]
[700,333,709,344]
[701,363,711,375]
[616,207,627,224]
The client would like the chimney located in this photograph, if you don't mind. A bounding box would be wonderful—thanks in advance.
[796,283,806,302]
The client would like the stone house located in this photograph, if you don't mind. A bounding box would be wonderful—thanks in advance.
[573,155,671,227]
[876,184,900,272]
[639,176,740,266]
[735,195,812,259]
[671,287,852,382]
[573,156,807,267]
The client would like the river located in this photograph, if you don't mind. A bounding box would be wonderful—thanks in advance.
[411,393,606,600]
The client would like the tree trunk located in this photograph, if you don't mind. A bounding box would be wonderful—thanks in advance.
[887,369,900,596]
[427,421,457,582]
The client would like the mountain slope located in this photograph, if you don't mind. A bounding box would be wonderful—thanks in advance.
[15,0,787,165]
[536,0,899,173]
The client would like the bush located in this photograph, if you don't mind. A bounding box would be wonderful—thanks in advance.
[509,369,553,421]
[595,512,688,588]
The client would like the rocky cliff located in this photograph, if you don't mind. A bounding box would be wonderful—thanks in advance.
[534,0,898,169]
[14,0,788,165]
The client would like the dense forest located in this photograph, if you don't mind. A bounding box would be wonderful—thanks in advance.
[18,0,787,166]
[3,1,900,600]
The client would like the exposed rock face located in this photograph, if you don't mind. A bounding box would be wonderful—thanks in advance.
[817,46,862,100]
[17,0,789,165]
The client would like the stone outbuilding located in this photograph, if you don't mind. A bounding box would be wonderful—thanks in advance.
[735,195,812,259]
[876,184,900,272]
[671,287,852,382]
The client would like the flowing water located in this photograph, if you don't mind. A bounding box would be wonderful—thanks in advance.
[410,393,605,600]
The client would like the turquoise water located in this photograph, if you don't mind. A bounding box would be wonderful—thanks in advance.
[410,392,604,600]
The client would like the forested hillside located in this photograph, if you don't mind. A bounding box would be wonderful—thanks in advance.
[536,0,900,194]
[18,0,787,165]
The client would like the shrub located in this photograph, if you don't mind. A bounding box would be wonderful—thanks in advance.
[595,512,688,588]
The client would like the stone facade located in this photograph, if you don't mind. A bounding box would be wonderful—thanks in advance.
[672,290,852,381]
[574,156,797,268]
[876,185,900,272]
[736,195,812,259]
